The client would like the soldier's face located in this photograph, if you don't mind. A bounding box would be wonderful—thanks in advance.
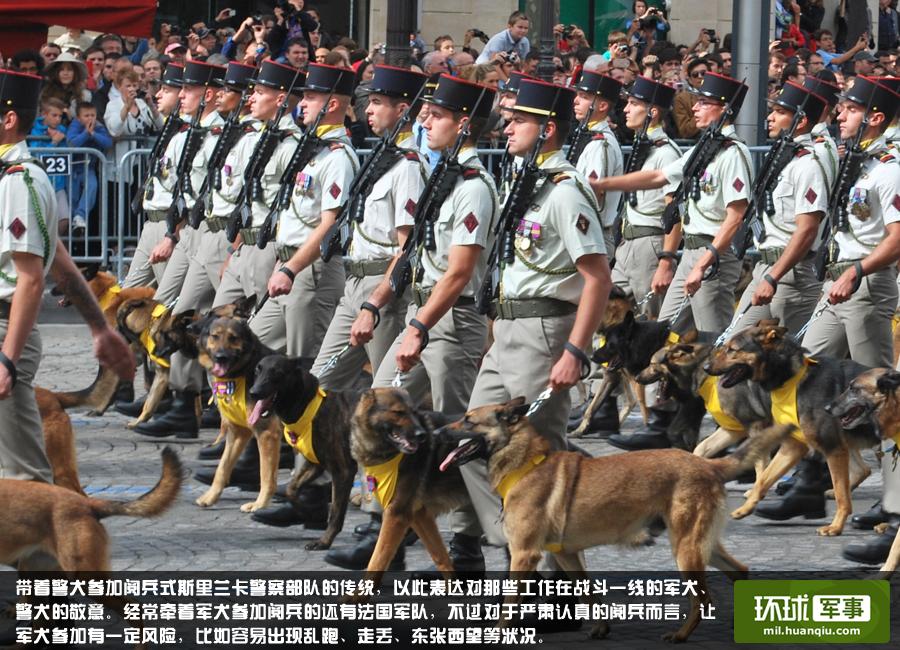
[623,97,650,130]
[503,111,541,156]
[766,104,794,137]
[422,104,463,150]
[366,94,405,136]
[300,90,331,126]
[156,86,180,116]
[250,86,283,120]
[837,101,879,139]
[692,98,725,129]
[573,90,597,121]
[217,88,241,114]
[179,85,204,116]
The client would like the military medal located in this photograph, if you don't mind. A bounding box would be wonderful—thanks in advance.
[224,164,233,187]
[849,188,870,219]
[296,172,313,197]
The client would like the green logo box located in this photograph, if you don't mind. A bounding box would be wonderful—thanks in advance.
[734,580,890,644]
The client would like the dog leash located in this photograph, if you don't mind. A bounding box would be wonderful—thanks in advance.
[635,289,655,308]
[714,303,752,348]
[526,387,554,417]
[793,299,831,343]
[248,293,269,322]
[391,369,403,388]
[315,342,351,380]
[668,294,691,326]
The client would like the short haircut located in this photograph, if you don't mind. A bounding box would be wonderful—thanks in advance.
[607,31,627,45]
[11,49,43,74]
[104,51,122,62]
[813,29,832,41]
[76,101,96,114]
[41,97,67,112]
[769,50,786,63]
[285,37,308,50]
[508,10,528,25]
[434,35,453,49]
[2,107,37,135]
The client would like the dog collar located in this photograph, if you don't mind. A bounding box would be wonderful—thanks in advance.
[97,284,122,312]
[364,453,404,509]
[495,454,546,504]
[283,388,327,464]
[697,375,744,433]
[139,303,171,369]
[770,358,816,443]
[213,376,248,427]
[667,331,680,344]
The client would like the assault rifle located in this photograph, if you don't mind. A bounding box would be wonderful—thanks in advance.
[611,112,654,249]
[164,91,210,235]
[565,94,597,164]
[661,81,746,234]
[130,101,182,219]
[320,83,426,261]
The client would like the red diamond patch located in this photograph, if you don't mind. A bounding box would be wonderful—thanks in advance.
[732,178,744,192]
[7,218,26,239]
[463,212,478,233]
[329,182,341,199]
[893,194,900,211]
[805,188,818,204]
[588,170,598,180]
[405,198,417,215]
[576,214,590,234]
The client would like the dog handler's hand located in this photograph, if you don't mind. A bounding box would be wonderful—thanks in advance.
[751,278,775,306]
[549,351,581,392]
[828,267,858,305]
[395,326,423,372]
[93,327,136,381]
[683,264,704,296]
[650,260,675,295]
[0,364,12,399]
[149,237,175,264]
[267,269,293,297]
[350,310,376,347]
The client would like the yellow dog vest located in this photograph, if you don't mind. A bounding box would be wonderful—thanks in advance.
[494,454,563,553]
[365,454,404,508]
[139,303,171,369]
[97,284,122,312]
[771,359,815,444]
[697,375,745,432]
[213,376,248,427]
[283,388,326,464]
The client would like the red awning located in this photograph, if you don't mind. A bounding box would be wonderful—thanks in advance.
[0,0,157,55]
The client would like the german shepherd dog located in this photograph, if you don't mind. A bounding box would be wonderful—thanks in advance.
[706,322,880,536]
[440,398,791,643]
[195,316,282,512]
[349,388,467,587]
[247,354,360,550]
[827,367,900,577]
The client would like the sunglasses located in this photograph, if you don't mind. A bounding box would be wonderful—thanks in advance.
[690,71,706,79]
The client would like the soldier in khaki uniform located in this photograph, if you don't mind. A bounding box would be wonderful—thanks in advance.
[804,76,841,185]
[571,70,624,255]
[122,64,183,288]
[250,63,358,358]
[596,73,752,450]
[460,78,612,549]
[731,83,830,334]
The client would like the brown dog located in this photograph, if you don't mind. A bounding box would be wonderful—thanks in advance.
[194,316,282,513]
[440,398,790,643]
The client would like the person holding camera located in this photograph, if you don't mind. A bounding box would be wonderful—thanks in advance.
[554,23,590,53]
[475,11,531,64]
[626,1,670,44]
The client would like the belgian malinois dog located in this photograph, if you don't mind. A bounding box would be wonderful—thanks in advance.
[706,321,880,536]
[248,354,360,549]
[440,398,791,643]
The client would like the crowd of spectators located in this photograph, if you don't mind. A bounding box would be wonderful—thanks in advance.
[2,0,899,235]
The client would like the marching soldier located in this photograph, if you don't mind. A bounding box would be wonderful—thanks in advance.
[249,63,358,358]
[730,82,830,334]
[571,70,624,255]
[804,75,841,184]
[459,77,612,551]
[595,72,752,450]
[122,63,183,288]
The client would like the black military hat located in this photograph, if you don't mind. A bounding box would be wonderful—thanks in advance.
[573,69,623,102]
[369,65,428,100]
[803,76,841,107]
[770,81,828,123]
[512,78,575,122]
[840,75,900,119]
[255,60,306,96]
[182,60,226,87]
[499,71,534,95]
[423,72,441,100]
[625,75,676,109]
[224,61,256,92]
[878,76,900,95]
[0,70,42,112]
[302,63,356,96]
[427,74,495,119]
[692,71,748,115]
[161,63,184,88]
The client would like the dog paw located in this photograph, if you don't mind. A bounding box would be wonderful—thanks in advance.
[816,524,843,537]
[731,505,754,520]
[589,622,609,639]
[874,522,891,535]
[195,491,218,508]
[126,419,139,429]
[305,540,332,551]
[662,630,688,643]
[240,501,267,513]
[825,488,835,500]
[742,488,752,498]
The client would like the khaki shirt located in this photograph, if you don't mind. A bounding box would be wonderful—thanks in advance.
[760,133,830,251]
[575,119,623,227]
[144,118,190,211]
[184,110,226,210]
[417,147,497,296]
[274,123,357,248]
[623,125,681,229]
[835,137,900,261]
[0,141,58,301]
[662,124,753,238]
[209,116,259,218]
[500,150,607,305]
[811,122,839,188]
[885,121,899,148]
[349,132,427,262]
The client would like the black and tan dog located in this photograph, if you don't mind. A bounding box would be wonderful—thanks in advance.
[195,316,282,513]
[349,388,463,587]
[440,398,790,643]
[707,322,879,536]
[247,354,360,549]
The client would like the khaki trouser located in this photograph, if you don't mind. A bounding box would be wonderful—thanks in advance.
[732,257,822,335]
[249,257,345,357]
[0,321,53,482]
[461,313,578,545]
[212,243,277,309]
[801,267,897,368]
[122,220,168,288]
[153,224,196,305]
[602,226,616,265]
[611,234,664,318]
[310,273,407,390]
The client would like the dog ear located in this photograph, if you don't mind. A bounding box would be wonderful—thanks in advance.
[755,318,781,328]
[760,326,788,346]
[295,356,315,372]
[233,295,257,319]
[876,371,900,395]
[681,330,698,343]
[81,262,100,281]
[501,397,529,424]
[623,310,635,328]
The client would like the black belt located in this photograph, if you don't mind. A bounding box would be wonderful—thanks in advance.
[145,210,167,223]
[493,298,577,320]
[622,223,664,240]
[683,233,714,250]
[0,301,9,319]
[412,285,475,308]
[344,258,390,278]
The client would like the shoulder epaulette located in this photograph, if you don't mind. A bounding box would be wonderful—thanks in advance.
[4,165,25,174]
[796,148,811,158]
[721,140,735,149]
[403,150,420,162]
[814,136,826,143]
[592,133,605,141]
[880,153,895,163]
[329,142,345,151]
[211,126,223,135]
[551,173,571,184]
[243,124,257,133]
[462,167,481,180]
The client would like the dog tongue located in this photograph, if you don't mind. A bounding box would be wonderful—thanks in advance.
[439,445,468,472]
[248,399,266,427]
[212,362,228,378]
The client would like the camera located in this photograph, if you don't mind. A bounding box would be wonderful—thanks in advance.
[704,28,719,42]
[562,24,576,40]
[275,0,296,16]
[639,16,658,30]
[470,28,490,42]
[251,15,263,26]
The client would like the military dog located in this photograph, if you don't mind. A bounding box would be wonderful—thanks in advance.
[349,388,467,587]
[248,354,360,549]
[440,398,790,643]
[706,322,880,536]
[195,316,282,513]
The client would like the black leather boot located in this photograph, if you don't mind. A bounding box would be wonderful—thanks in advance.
[607,407,673,450]
[842,522,898,564]
[251,483,330,529]
[200,403,221,429]
[133,390,199,438]
[114,380,135,404]
[354,514,382,540]
[197,439,226,461]
[569,393,619,437]
[193,439,261,491]
[754,455,827,521]
[115,390,172,418]
[851,500,899,530]
[325,529,405,571]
